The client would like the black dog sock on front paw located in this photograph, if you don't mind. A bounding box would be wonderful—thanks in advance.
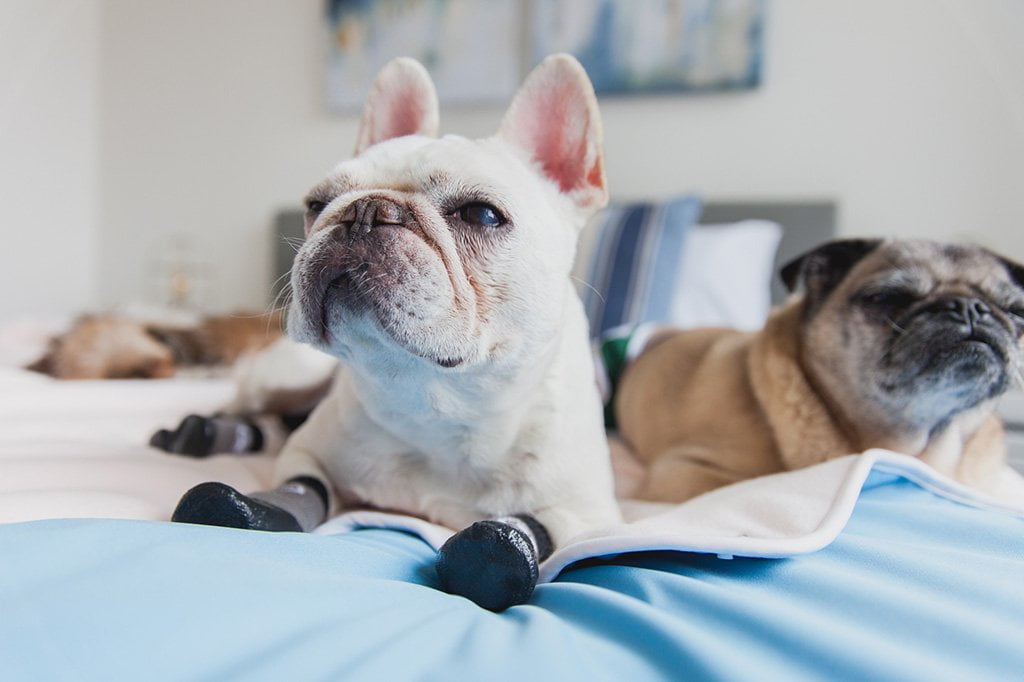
[150,414,264,457]
[250,477,328,532]
[435,514,551,611]
[171,477,327,532]
[171,482,301,531]
[498,514,553,562]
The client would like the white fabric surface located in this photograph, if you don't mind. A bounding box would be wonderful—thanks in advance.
[670,220,783,330]
[0,365,273,523]
[571,213,782,333]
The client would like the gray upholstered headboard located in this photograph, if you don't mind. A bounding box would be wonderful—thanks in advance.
[697,202,837,304]
[271,201,837,305]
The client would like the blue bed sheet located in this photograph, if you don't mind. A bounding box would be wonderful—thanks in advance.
[2,470,1022,681]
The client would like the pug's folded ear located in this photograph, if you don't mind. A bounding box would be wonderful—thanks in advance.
[781,238,883,310]
[989,250,1024,291]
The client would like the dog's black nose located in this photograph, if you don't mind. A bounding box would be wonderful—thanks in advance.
[336,196,408,238]
[939,297,992,326]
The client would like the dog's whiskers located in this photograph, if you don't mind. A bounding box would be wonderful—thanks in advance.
[269,274,294,317]
[280,236,306,254]
[269,269,293,295]
[569,275,606,305]
[885,317,906,335]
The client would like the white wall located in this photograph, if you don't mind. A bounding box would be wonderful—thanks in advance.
[97,0,338,312]
[0,0,100,318]
[52,0,1024,311]
[596,0,1024,253]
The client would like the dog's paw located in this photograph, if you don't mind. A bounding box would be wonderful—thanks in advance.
[435,519,540,611]
[150,414,218,457]
[171,482,302,532]
[150,414,262,457]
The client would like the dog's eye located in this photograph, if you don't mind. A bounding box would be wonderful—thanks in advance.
[860,290,917,310]
[306,199,328,215]
[457,202,506,228]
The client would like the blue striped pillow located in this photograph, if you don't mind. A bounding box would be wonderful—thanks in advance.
[573,196,703,336]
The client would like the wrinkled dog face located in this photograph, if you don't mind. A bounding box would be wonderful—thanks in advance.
[288,58,606,371]
[851,244,1024,410]
[789,240,1024,431]
[291,138,575,369]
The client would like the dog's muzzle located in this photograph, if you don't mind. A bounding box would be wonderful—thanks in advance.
[921,296,1012,363]
[308,194,415,301]
[333,195,410,239]
[932,296,993,334]
[881,294,1014,393]
[293,193,449,349]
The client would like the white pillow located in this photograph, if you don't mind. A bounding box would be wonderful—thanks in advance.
[670,220,782,331]
[572,201,782,335]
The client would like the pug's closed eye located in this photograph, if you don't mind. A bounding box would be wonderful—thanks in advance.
[856,288,919,311]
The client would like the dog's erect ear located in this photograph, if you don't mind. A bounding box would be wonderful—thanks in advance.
[354,58,440,155]
[781,238,883,304]
[498,54,607,213]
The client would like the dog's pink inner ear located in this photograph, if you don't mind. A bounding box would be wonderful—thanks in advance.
[499,55,607,211]
[355,58,440,155]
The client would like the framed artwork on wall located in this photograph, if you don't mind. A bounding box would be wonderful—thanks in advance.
[326,0,524,111]
[325,0,765,110]
[530,0,765,95]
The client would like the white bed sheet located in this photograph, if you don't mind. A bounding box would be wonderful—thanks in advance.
[0,364,273,523]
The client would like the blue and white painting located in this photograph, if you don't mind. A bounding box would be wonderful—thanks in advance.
[326,0,523,111]
[530,0,765,95]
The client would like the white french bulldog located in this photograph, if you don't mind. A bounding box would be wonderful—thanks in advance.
[172,54,621,610]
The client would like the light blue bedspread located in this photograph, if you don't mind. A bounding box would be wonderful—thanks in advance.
[2,470,1022,681]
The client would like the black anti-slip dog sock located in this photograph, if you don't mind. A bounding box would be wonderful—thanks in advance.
[506,513,554,562]
[150,414,264,457]
[250,477,328,532]
[435,514,551,611]
[171,477,328,532]
[171,482,302,531]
